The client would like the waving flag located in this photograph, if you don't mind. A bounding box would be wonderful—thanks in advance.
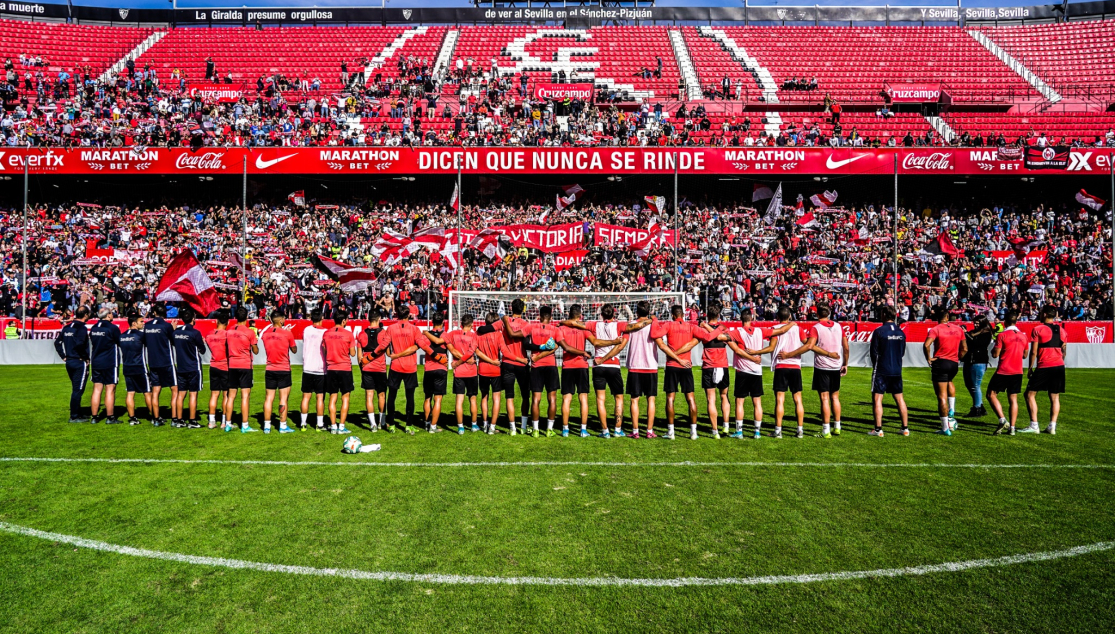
[762,183,783,225]
[1076,189,1105,211]
[310,254,377,292]
[468,228,509,261]
[796,211,818,229]
[556,184,585,212]
[155,250,220,315]
[752,183,774,201]
[644,195,667,215]
[920,232,961,257]
[810,190,838,209]
[449,183,460,211]
[629,223,666,258]
[287,190,305,206]
[369,229,412,263]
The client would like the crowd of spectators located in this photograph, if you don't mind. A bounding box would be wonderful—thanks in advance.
[4,53,1115,150]
[1,189,1110,327]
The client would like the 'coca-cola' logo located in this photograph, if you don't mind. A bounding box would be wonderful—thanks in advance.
[901,152,953,170]
[175,152,227,170]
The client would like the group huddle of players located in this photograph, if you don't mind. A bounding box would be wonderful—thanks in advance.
[53,298,1069,439]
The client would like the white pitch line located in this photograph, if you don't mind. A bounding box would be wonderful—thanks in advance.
[0,456,1113,469]
[1,457,1114,470]
[0,520,1110,587]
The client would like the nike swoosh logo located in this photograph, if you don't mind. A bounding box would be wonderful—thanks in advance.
[826,155,868,169]
[255,155,296,169]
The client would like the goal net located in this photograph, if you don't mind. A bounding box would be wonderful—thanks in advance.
[448,290,685,336]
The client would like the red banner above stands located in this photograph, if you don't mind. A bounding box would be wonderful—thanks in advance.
[190,83,247,103]
[2,148,1111,175]
[554,249,589,271]
[984,250,1047,265]
[593,223,678,249]
[533,83,595,100]
[884,82,945,103]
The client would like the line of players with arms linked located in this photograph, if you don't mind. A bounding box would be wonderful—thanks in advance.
[54,297,1069,439]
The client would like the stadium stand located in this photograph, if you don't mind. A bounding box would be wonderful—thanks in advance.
[0,18,153,85]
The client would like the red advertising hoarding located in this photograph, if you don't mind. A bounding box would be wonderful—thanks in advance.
[884,82,945,103]
[189,83,246,103]
[533,83,595,100]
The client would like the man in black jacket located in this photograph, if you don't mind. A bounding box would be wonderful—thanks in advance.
[55,306,91,423]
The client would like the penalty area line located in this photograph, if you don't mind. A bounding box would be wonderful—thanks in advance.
[0,520,1111,587]
[0,456,1114,469]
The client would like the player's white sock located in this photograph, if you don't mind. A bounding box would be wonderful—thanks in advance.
[208,414,215,424]
[546,419,554,431]
[796,425,804,435]
[947,397,955,415]
[241,422,248,429]
[823,423,830,436]
[941,416,950,431]
[521,416,528,429]
[1048,422,1057,433]
[691,423,698,434]
[379,413,385,426]
[834,420,841,432]
[1031,421,1039,428]
[668,423,674,435]
[735,419,743,432]
[581,422,587,431]
[533,420,540,432]
[510,420,517,433]
[754,420,762,431]
[368,414,375,426]
[331,424,338,431]
[300,413,307,425]
[999,417,1007,426]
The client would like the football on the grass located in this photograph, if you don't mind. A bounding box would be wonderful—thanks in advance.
[342,436,362,454]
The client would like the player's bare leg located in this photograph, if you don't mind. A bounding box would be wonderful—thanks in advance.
[546,389,558,434]
[561,393,573,431]
[774,391,786,436]
[791,392,806,437]
[685,391,699,439]
[630,397,641,436]
[818,391,832,437]
[705,387,720,436]
[263,389,277,427]
[645,395,657,436]
[91,383,104,421]
[530,391,543,435]
[1047,393,1060,434]
[487,391,501,433]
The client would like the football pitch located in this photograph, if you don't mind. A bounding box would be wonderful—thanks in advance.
[1,365,1114,633]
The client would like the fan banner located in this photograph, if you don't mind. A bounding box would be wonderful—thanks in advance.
[984,249,1047,265]
[458,222,584,253]
[5,318,1109,345]
[883,82,945,103]
[533,83,595,100]
[553,249,589,272]
[593,222,678,248]
[1,147,1111,175]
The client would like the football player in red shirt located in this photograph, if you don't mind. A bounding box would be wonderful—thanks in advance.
[476,312,505,434]
[421,312,452,433]
[924,306,968,435]
[203,311,230,429]
[356,309,389,430]
[554,304,623,437]
[659,304,722,440]
[1024,305,1068,434]
[988,310,1028,435]
[225,307,260,433]
[445,313,499,434]
[261,310,298,433]
[322,311,357,435]
[374,305,431,433]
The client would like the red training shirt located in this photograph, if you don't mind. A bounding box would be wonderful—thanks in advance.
[226,324,258,370]
[261,327,296,372]
[926,322,965,363]
[322,326,355,372]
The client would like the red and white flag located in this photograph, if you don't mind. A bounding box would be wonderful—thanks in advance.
[227,250,245,270]
[438,237,460,271]
[449,183,460,211]
[629,222,666,258]
[409,227,447,255]
[310,254,377,292]
[752,183,774,201]
[796,211,818,229]
[468,228,508,261]
[287,190,305,206]
[370,229,412,263]
[644,195,667,215]
[155,250,220,315]
[810,190,838,209]
[556,184,585,212]
[1076,189,1105,211]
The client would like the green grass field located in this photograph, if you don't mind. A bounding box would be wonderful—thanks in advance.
[1,364,1114,633]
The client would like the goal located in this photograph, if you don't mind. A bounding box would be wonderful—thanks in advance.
[447,291,685,333]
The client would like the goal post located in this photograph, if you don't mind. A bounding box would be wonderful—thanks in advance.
[447,291,686,334]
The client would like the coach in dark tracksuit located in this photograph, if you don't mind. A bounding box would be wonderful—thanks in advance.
[88,309,122,424]
[171,307,206,428]
[54,306,91,423]
[142,304,177,426]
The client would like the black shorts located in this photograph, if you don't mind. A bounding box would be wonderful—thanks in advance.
[227,368,253,390]
[1026,366,1065,394]
[988,372,1023,395]
[265,370,292,390]
[500,362,530,398]
[361,370,387,392]
[772,367,803,394]
[626,371,658,398]
[734,371,764,398]
[701,367,730,391]
[561,368,590,395]
[664,366,695,394]
[812,369,842,393]
[388,369,418,391]
[177,370,203,393]
[931,359,959,384]
[91,367,118,386]
[424,369,448,396]
[530,366,560,393]
[453,375,479,396]
[123,369,150,393]
[479,375,500,397]
[325,369,354,394]
[148,365,176,388]
[593,366,624,395]
[300,372,325,394]
[871,373,903,395]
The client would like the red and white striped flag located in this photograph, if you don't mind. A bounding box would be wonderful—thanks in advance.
[468,228,508,261]
[1076,189,1105,211]
[556,184,585,212]
[449,183,460,211]
[310,254,378,292]
[810,190,838,209]
[287,190,305,206]
[644,195,666,215]
[796,211,818,229]
[629,222,666,258]
[155,250,221,315]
